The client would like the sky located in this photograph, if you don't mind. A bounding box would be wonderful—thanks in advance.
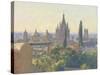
[13,1,97,33]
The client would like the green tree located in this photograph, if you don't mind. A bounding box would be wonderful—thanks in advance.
[79,20,83,47]
[80,64,90,69]
[79,50,97,69]
[63,26,67,48]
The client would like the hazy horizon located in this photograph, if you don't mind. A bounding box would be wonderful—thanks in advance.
[13,1,97,33]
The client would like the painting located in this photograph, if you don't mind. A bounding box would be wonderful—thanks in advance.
[11,1,97,74]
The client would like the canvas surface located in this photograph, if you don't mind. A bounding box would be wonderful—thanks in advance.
[11,1,97,74]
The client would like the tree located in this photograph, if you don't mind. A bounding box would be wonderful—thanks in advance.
[80,64,90,69]
[63,24,67,48]
[79,50,97,69]
[79,20,83,47]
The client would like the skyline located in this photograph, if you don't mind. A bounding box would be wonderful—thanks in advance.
[14,1,97,33]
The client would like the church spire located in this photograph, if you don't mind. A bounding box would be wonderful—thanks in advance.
[35,29,37,33]
[23,29,28,42]
[56,24,59,32]
[46,29,48,35]
[24,28,26,31]
[62,13,66,24]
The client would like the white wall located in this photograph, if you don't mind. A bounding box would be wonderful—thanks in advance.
[0,0,100,75]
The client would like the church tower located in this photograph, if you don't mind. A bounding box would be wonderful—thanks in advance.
[23,29,28,42]
[56,14,70,47]
[44,29,49,42]
[84,28,89,40]
[32,29,40,42]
